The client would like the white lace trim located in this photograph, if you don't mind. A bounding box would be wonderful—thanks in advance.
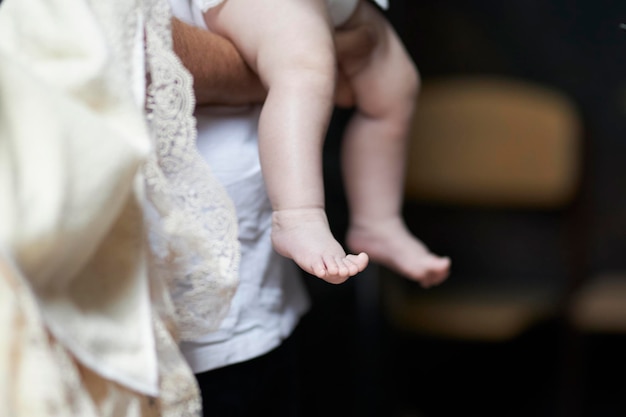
[142,0,240,341]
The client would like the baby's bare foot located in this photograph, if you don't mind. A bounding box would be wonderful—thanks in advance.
[346,218,450,287]
[272,208,369,284]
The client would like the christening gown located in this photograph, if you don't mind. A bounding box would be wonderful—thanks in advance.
[0,0,240,415]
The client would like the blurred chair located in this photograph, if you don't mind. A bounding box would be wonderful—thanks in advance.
[569,273,626,333]
[379,76,584,342]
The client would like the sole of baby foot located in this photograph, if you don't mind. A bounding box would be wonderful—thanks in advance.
[346,219,451,287]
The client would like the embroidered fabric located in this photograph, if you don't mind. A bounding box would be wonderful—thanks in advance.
[0,247,201,417]
[154,317,202,417]
[0,253,99,417]
[142,0,240,341]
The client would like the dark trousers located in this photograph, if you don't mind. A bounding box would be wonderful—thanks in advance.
[195,329,302,417]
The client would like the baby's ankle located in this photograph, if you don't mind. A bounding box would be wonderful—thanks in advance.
[272,207,329,226]
[349,215,404,233]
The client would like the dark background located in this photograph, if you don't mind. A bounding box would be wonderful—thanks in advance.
[297,1,626,416]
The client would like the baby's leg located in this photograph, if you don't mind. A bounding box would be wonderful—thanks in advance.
[204,0,368,283]
[339,1,450,287]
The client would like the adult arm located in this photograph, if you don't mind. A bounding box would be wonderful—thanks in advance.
[171,16,375,108]
[171,17,266,106]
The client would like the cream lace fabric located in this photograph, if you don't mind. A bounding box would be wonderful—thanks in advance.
[0,252,202,417]
[142,0,240,340]
[0,0,239,414]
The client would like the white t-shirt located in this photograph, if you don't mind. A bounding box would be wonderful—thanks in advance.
[327,0,388,26]
[170,0,310,374]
